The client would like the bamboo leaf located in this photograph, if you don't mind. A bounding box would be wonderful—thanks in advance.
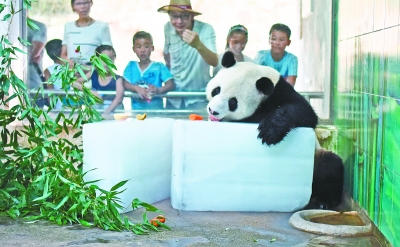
[79,219,93,227]
[19,109,31,119]
[13,46,26,54]
[132,198,163,213]
[67,203,78,213]
[32,192,52,202]
[2,14,11,22]
[58,175,71,184]
[54,196,69,210]
[72,130,82,139]
[41,147,48,157]
[18,37,31,47]
[27,18,39,31]
[110,180,128,191]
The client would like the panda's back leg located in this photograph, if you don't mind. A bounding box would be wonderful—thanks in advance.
[312,149,344,209]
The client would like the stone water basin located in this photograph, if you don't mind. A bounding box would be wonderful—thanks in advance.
[289,210,372,236]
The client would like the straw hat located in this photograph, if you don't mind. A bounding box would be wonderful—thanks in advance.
[157,0,201,16]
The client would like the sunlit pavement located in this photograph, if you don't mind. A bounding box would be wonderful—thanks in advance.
[0,199,383,247]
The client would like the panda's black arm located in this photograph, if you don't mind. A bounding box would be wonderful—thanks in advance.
[257,108,296,146]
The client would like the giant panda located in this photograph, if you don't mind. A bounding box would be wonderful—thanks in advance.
[206,51,344,209]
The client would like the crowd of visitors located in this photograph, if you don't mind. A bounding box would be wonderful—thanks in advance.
[27,0,298,114]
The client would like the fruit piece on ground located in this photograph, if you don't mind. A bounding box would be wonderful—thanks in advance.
[150,219,159,227]
[150,215,166,226]
[155,215,166,222]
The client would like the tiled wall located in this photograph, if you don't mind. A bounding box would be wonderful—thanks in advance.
[333,0,400,245]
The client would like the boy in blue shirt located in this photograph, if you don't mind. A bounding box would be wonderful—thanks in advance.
[254,23,298,86]
[123,31,175,109]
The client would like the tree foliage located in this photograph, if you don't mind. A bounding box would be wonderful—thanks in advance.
[0,0,168,234]
[27,0,70,16]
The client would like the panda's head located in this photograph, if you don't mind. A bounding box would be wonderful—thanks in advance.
[206,51,281,121]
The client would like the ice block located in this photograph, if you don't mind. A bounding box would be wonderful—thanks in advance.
[82,118,174,212]
[171,120,315,212]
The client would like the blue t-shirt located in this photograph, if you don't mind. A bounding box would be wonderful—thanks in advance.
[254,50,298,77]
[123,61,173,109]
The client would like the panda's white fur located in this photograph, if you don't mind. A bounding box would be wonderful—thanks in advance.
[206,62,281,121]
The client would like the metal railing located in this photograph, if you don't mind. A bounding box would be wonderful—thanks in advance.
[32,90,325,119]
[36,90,324,100]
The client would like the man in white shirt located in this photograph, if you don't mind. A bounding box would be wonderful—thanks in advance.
[158,0,218,109]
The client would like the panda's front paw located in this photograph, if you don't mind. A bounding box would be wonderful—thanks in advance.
[257,132,284,146]
[257,124,286,146]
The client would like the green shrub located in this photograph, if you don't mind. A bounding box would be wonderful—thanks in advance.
[0,0,168,234]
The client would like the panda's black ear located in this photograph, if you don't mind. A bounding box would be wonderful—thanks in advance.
[256,77,274,95]
[221,51,236,68]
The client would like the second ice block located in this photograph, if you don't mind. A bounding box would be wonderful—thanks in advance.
[171,120,315,212]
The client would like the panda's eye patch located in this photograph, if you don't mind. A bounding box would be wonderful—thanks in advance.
[228,97,238,111]
[211,87,221,97]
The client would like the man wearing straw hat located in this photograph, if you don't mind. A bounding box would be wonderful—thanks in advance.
[158,0,218,109]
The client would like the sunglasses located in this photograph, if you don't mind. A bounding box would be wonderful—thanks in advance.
[169,13,192,21]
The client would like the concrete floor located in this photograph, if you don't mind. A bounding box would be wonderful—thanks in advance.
[0,199,385,247]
